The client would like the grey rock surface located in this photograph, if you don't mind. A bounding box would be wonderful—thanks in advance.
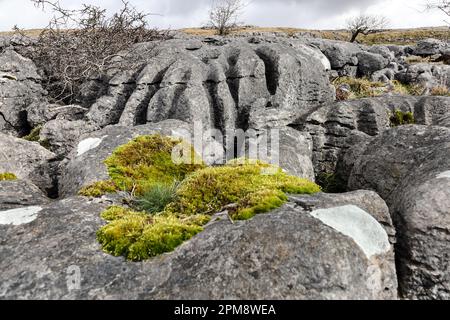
[348,125,450,200]
[414,38,449,56]
[27,103,89,128]
[0,133,58,196]
[396,63,450,89]
[347,125,450,299]
[84,38,335,131]
[251,127,315,181]
[357,51,389,77]
[307,38,362,70]
[0,49,45,136]
[0,191,397,300]
[305,96,450,178]
[390,148,450,300]
[0,180,49,210]
[40,119,98,159]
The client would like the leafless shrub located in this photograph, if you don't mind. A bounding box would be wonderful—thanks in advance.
[208,0,247,36]
[427,0,450,24]
[346,14,389,43]
[16,0,171,104]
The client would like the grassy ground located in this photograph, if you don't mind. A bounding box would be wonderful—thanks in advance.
[0,29,43,37]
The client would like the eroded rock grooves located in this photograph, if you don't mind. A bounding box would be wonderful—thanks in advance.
[0,32,449,300]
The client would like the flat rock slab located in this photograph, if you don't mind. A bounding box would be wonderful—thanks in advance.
[0,180,49,210]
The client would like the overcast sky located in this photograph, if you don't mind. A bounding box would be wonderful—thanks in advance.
[0,0,447,31]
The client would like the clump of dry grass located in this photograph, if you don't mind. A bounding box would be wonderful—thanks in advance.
[333,77,426,100]
[431,86,450,96]
[405,56,432,64]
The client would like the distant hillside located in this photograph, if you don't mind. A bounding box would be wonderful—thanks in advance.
[1,26,448,45]
[181,26,450,45]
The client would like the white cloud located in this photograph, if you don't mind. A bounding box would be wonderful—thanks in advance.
[0,0,447,31]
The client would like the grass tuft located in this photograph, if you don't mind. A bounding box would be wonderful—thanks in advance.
[390,110,415,127]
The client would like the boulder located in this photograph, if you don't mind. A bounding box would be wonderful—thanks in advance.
[371,68,396,82]
[0,49,45,136]
[368,45,395,61]
[249,127,315,181]
[396,63,450,89]
[0,197,144,299]
[356,51,389,77]
[389,147,450,299]
[0,192,397,300]
[0,180,49,210]
[304,96,413,177]
[414,96,450,127]
[305,96,450,179]
[348,125,450,200]
[59,120,197,197]
[0,133,58,196]
[306,38,362,69]
[147,190,397,300]
[40,120,98,159]
[347,125,450,299]
[414,38,448,56]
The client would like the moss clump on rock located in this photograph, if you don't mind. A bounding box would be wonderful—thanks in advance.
[166,160,321,220]
[23,126,42,142]
[79,180,118,197]
[93,135,321,261]
[105,135,205,195]
[0,172,17,181]
[390,110,415,127]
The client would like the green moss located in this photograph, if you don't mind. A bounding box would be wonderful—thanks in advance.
[390,110,416,127]
[39,139,52,150]
[233,189,288,221]
[94,136,321,261]
[97,212,204,261]
[23,126,42,142]
[166,161,321,220]
[22,126,53,150]
[79,180,118,197]
[0,172,17,181]
[101,206,140,221]
[104,135,204,195]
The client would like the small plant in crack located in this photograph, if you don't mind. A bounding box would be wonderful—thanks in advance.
[133,181,180,215]
[389,109,415,127]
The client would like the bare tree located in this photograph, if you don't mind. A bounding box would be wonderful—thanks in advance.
[208,0,247,35]
[15,0,170,104]
[427,0,450,24]
[346,14,389,43]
